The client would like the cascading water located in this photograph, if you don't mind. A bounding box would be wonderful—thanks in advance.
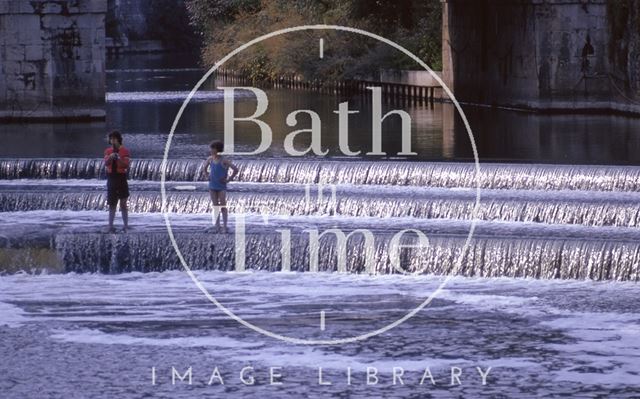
[1,157,639,280]
[55,231,640,281]
[2,187,640,227]
[3,158,640,191]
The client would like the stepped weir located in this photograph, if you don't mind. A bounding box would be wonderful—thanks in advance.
[1,157,639,280]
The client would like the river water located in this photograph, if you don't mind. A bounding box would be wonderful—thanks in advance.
[0,53,639,398]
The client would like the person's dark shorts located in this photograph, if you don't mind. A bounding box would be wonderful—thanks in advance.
[107,173,129,206]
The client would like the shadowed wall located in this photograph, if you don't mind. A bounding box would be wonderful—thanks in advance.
[442,0,640,113]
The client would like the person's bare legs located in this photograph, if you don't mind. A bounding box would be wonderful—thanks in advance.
[108,204,117,232]
[120,199,129,231]
[210,190,221,231]
[218,191,228,233]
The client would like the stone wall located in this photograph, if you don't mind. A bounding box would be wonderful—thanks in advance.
[442,0,640,114]
[0,0,106,120]
[607,0,640,104]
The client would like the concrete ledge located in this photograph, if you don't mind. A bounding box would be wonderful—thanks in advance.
[0,108,106,122]
[520,101,640,116]
[444,98,640,116]
[106,40,168,55]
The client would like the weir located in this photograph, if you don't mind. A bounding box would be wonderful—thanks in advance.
[3,7,639,397]
[1,187,640,228]
[1,155,639,280]
[2,158,640,191]
[54,231,640,281]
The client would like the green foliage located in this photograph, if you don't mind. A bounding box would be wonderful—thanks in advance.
[186,0,262,39]
[186,0,442,81]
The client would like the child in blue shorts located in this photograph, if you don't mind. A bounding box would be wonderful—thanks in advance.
[203,140,239,233]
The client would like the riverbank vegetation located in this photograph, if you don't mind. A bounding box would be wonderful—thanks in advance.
[186,0,442,83]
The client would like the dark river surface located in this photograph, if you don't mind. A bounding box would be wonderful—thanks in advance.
[0,52,638,164]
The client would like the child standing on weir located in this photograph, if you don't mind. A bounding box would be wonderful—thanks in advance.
[203,140,239,233]
[104,130,131,233]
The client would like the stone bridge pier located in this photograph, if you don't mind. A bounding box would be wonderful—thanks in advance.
[0,0,106,120]
[442,0,640,114]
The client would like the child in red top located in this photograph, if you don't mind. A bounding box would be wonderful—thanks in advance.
[104,130,131,233]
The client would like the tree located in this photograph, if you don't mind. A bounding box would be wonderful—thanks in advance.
[186,0,443,82]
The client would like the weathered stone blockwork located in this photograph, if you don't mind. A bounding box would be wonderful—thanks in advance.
[442,0,640,114]
[0,0,106,120]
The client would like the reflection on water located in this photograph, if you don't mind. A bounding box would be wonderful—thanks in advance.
[0,53,638,164]
[451,106,640,164]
